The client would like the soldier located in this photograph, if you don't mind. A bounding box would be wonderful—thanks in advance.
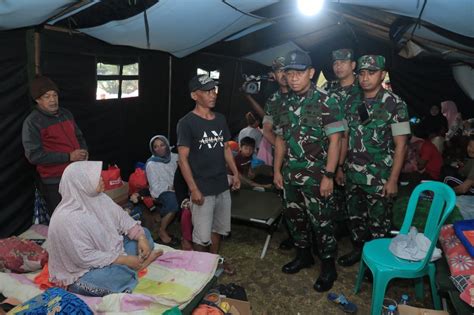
[274,50,344,292]
[244,57,310,251]
[326,49,361,236]
[244,56,289,145]
[337,55,410,267]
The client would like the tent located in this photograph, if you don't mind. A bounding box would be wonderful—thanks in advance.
[1,0,473,237]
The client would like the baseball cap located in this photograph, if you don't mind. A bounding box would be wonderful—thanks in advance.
[189,74,218,93]
[271,56,286,71]
[332,49,354,62]
[357,55,386,72]
[283,50,312,71]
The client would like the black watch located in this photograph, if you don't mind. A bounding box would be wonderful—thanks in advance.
[321,169,335,179]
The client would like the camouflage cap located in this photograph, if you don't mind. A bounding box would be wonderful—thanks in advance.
[283,50,312,71]
[357,55,385,72]
[332,49,354,61]
[271,56,286,71]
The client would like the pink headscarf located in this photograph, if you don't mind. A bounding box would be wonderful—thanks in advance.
[48,161,139,286]
[441,100,458,128]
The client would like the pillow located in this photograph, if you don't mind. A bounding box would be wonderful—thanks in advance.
[8,287,93,314]
[0,236,48,273]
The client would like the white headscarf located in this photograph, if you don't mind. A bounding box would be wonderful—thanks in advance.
[48,161,138,286]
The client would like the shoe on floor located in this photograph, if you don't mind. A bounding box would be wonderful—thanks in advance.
[327,292,358,313]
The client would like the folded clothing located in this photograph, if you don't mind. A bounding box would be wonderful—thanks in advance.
[0,237,48,273]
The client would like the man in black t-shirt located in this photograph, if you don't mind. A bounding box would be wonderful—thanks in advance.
[177,74,240,255]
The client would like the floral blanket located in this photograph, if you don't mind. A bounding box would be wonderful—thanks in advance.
[0,225,218,314]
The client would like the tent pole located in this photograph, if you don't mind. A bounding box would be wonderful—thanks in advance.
[34,31,41,75]
[167,55,172,140]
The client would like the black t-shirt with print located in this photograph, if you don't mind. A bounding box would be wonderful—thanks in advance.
[177,111,231,196]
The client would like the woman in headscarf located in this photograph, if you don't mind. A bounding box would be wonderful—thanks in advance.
[420,104,448,153]
[145,135,180,247]
[442,100,464,141]
[48,161,162,297]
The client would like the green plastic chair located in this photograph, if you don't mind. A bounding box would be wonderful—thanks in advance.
[353,182,456,315]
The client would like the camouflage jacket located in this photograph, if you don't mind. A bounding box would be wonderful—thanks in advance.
[345,88,411,186]
[324,80,361,131]
[263,89,288,132]
[275,84,345,186]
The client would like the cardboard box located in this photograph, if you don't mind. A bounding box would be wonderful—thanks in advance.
[398,305,449,315]
[104,182,129,206]
[220,297,251,315]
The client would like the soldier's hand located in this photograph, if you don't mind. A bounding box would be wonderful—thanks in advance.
[320,176,334,198]
[382,179,398,198]
[335,168,345,186]
[273,172,283,190]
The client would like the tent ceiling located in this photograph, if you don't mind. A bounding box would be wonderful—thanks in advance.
[0,0,472,64]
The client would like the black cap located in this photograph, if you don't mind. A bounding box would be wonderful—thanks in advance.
[283,50,312,71]
[189,74,218,93]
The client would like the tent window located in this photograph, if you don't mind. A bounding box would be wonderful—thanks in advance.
[97,61,139,100]
[196,68,220,80]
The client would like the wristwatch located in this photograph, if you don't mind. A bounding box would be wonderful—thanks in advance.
[321,169,335,179]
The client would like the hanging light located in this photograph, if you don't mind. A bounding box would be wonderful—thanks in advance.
[298,0,325,16]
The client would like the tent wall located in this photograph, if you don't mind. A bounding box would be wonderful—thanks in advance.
[1,29,266,236]
[0,29,35,237]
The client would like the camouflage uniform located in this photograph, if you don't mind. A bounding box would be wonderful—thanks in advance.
[274,83,345,258]
[345,55,411,243]
[324,49,362,224]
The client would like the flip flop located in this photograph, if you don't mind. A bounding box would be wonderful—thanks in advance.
[217,257,236,276]
[327,292,358,314]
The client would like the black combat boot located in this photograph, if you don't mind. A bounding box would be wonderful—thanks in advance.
[313,258,338,292]
[281,247,314,274]
[337,242,363,267]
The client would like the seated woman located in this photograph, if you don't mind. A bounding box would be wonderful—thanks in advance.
[443,136,474,195]
[48,161,162,297]
[146,135,180,246]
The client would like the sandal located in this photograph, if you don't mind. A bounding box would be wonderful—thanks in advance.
[327,292,358,314]
[217,257,236,276]
[156,235,180,248]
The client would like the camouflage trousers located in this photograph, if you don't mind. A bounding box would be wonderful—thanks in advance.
[283,182,337,259]
[345,181,393,243]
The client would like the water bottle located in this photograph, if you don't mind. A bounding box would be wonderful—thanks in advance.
[399,294,409,305]
[386,304,399,315]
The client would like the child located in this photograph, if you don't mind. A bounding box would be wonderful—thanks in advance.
[234,137,272,190]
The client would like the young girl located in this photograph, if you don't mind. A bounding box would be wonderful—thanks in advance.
[145,135,180,246]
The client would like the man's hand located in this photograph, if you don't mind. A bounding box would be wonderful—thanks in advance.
[273,171,283,190]
[70,149,88,161]
[231,175,241,191]
[320,176,334,198]
[382,179,398,198]
[191,188,204,206]
[335,168,345,186]
[137,236,151,262]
